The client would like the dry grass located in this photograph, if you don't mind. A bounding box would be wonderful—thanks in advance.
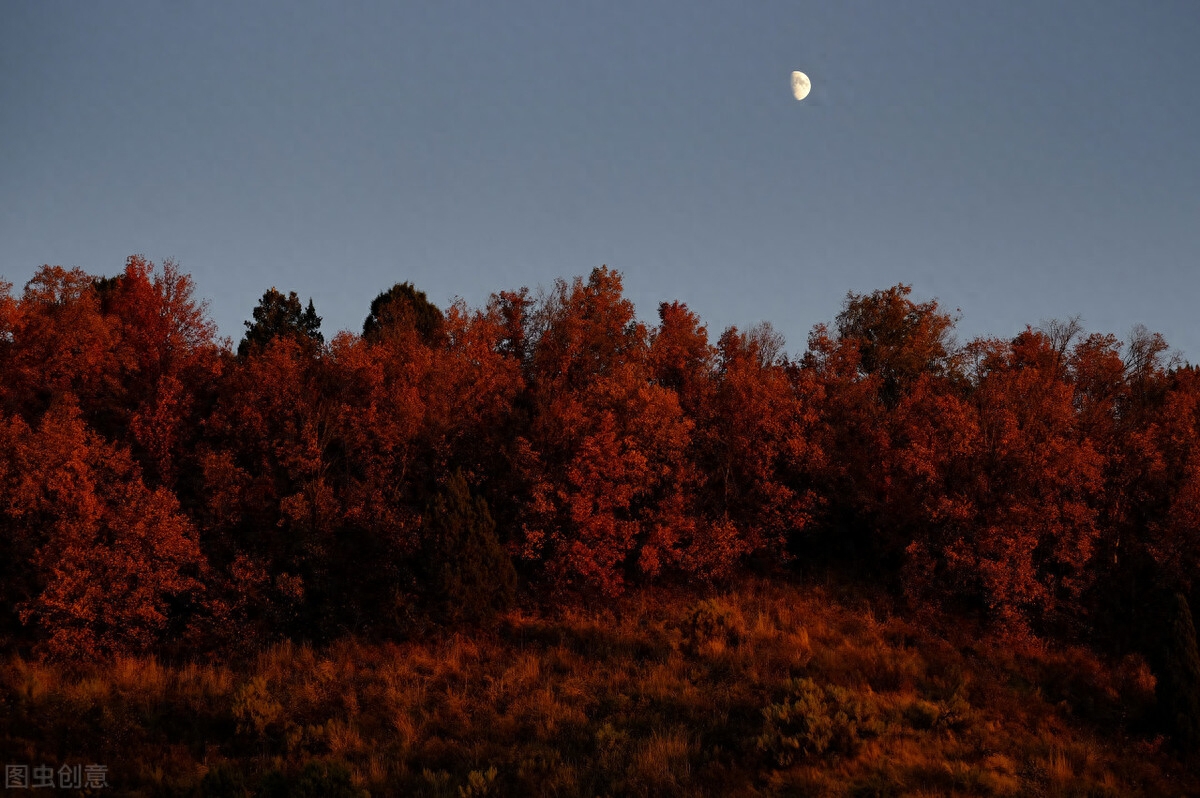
[0,577,1191,796]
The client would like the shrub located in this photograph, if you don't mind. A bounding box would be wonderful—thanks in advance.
[422,471,517,624]
[196,763,250,798]
[935,692,973,730]
[1113,653,1157,724]
[232,675,283,740]
[259,761,366,798]
[459,766,498,797]
[757,677,882,766]
[904,699,941,730]
[679,598,746,655]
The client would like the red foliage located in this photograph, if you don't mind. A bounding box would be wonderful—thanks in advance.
[898,332,1105,632]
[0,401,204,658]
[701,324,817,561]
[2,258,1198,657]
[515,268,694,595]
[0,266,121,421]
[1139,370,1200,592]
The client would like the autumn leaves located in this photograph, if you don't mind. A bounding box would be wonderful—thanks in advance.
[1,260,1197,658]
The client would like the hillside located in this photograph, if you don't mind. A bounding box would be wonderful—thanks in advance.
[4,259,1200,793]
[2,577,1191,797]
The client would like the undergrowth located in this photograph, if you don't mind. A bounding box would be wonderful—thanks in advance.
[0,578,1189,796]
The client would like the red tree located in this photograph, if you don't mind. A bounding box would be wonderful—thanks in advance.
[515,268,694,594]
[0,401,204,658]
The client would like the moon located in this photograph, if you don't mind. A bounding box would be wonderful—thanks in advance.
[791,71,811,101]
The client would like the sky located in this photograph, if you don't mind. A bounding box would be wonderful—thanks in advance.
[2,1,1198,361]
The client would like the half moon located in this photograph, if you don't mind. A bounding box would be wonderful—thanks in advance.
[791,71,811,101]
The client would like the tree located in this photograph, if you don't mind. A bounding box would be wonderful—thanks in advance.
[488,288,532,364]
[0,266,120,421]
[98,256,218,377]
[0,400,205,658]
[698,324,816,566]
[515,268,695,594]
[801,320,895,562]
[200,334,340,637]
[94,256,223,484]
[800,286,961,567]
[362,282,444,345]
[201,296,526,638]
[905,331,1104,633]
[0,278,15,354]
[422,470,517,623]
[649,301,717,410]
[238,288,323,357]
[1152,592,1200,753]
[419,299,525,492]
[318,306,522,631]
[1131,370,1200,603]
[834,284,959,407]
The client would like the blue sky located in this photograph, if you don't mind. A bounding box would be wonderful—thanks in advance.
[2,1,1198,360]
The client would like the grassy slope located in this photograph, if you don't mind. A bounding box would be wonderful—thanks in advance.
[1,577,1193,797]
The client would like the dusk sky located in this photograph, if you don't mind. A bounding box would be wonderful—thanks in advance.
[3,1,1198,360]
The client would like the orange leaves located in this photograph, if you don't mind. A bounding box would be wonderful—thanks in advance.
[1128,371,1200,594]
[521,364,693,595]
[6,258,1200,656]
[2,266,120,419]
[528,267,643,392]
[704,325,814,558]
[129,373,191,483]
[0,401,204,659]
[104,255,218,378]
[834,284,958,406]
[886,330,1106,631]
[649,301,716,407]
[515,271,697,595]
[515,277,820,594]
[807,300,1124,633]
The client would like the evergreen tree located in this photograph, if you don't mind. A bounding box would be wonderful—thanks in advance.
[422,471,516,624]
[363,282,444,345]
[1155,592,1200,753]
[238,288,323,357]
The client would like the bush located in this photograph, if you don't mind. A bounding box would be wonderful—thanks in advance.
[757,677,882,766]
[679,598,746,655]
[422,471,517,624]
[196,763,250,798]
[1113,653,1157,724]
[904,699,941,730]
[232,675,283,740]
[259,761,366,798]
[459,766,498,797]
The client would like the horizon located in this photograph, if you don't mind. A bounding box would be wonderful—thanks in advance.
[3,1,1198,359]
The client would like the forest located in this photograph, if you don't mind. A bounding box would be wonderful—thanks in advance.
[1,256,1198,795]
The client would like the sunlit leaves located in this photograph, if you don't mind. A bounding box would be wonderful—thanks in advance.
[1,401,204,658]
[3,257,1199,659]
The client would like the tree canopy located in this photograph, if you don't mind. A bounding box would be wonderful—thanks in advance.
[362,282,444,345]
[6,255,1200,749]
[239,288,323,357]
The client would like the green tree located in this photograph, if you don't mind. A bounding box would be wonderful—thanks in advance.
[363,281,444,345]
[422,470,516,623]
[238,288,323,357]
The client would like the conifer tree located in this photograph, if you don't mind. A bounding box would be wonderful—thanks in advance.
[422,471,516,623]
[363,282,444,345]
[1156,592,1200,753]
[238,288,323,356]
